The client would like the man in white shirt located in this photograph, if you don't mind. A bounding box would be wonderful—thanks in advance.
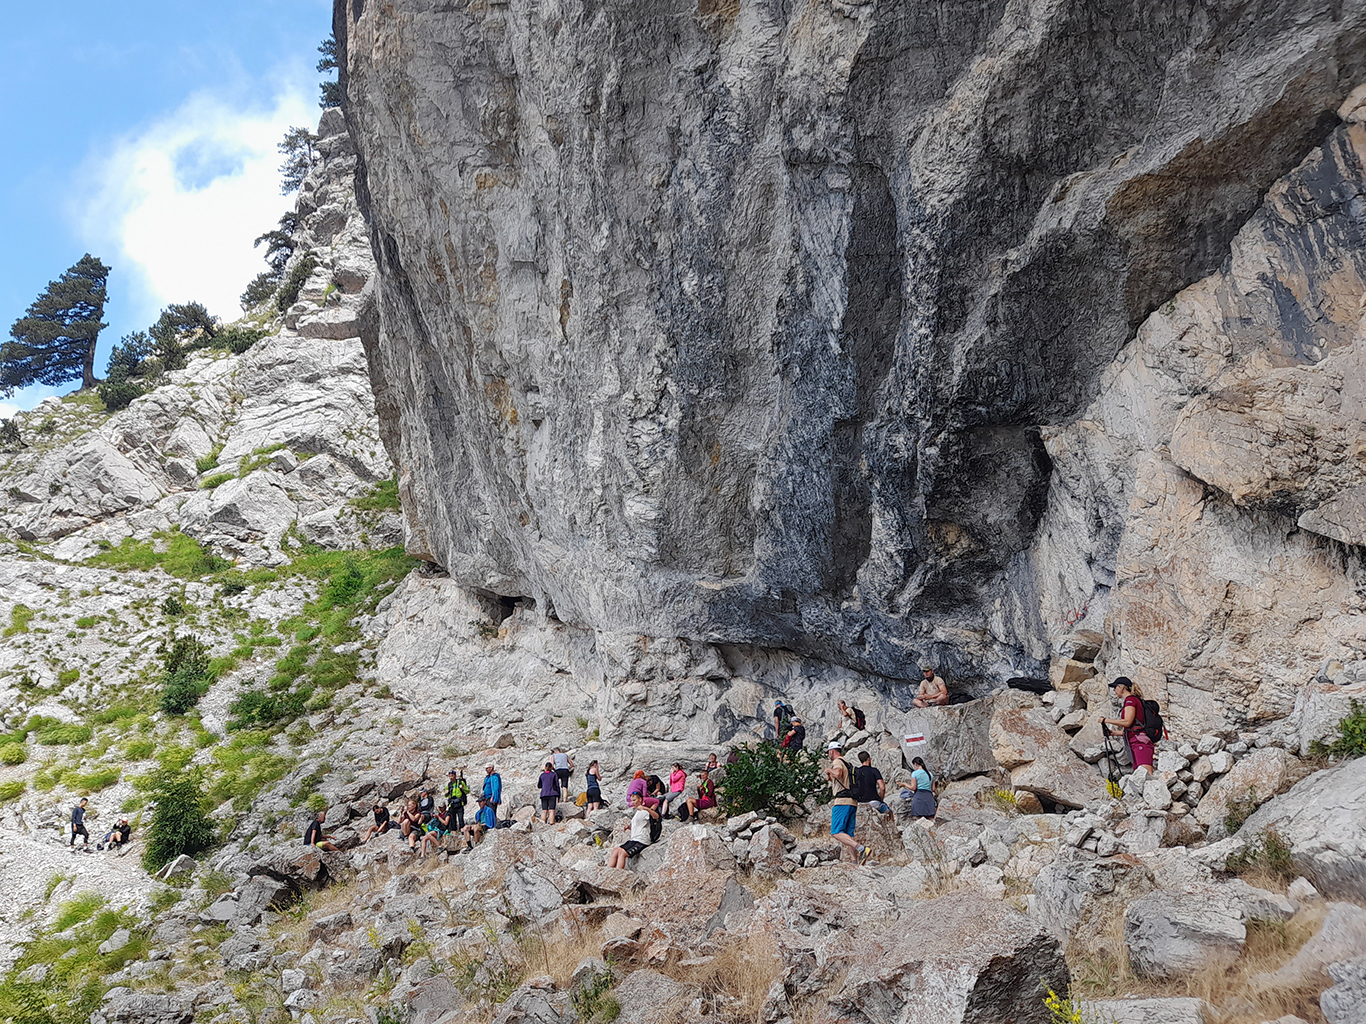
[607,792,658,868]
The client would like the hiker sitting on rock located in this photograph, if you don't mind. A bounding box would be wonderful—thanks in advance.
[416,786,436,824]
[462,797,497,851]
[898,757,938,824]
[419,805,457,858]
[645,774,667,810]
[854,751,890,815]
[661,763,687,818]
[1099,676,1155,776]
[913,666,948,708]
[99,818,131,852]
[607,792,659,869]
[398,798,423,850]
[836,699,867,737]
[304,810,341,852]
[361,802,392,843]
[683,769,717,821]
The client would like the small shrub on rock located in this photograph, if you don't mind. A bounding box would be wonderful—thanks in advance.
[0,743,27,765]
[157,632,212,716]
[1311,697,1366,759]
[142,766,215,871]
[721,741,826,818]
[0,779,26,801]
[1226,826,1295,883]
[96,376,144,411]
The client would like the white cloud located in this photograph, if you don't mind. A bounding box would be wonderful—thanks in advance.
[0,402,19,421]
[76,86,314,326]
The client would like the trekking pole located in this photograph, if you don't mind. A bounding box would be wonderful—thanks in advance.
[1101,725,1123,800]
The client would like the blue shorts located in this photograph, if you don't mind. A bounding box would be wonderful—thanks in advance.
[831,804,857,837]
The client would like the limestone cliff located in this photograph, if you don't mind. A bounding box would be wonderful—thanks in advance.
[338,0,1366,732]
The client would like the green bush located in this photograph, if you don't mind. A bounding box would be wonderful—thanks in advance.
[158,632,213,716]
[141,766,216,871]
[161,595,184,617]
[720,741,827,817]
[1311,698,1366,759]
[276,253,319,312]
[0,780,26,801]
[0,743,28,765]
[96,377,144,412]
[214,323,267,355]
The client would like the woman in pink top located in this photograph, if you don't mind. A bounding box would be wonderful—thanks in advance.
[661,763,687,818]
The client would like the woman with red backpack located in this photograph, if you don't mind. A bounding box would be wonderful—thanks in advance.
[1099,676,1158,775]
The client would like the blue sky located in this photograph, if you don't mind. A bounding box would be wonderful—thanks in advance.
[1,1,334,414]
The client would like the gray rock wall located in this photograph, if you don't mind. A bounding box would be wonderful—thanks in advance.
[338,0,1366,711]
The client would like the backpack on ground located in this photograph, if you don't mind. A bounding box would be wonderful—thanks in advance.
[575,791,588,807]
[851,706,866,731]
[1139,699,1165,743]
[648,811,663,844]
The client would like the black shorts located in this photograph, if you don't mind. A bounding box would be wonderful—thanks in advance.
[620,840,647,858]
[556,768,571,788]
[540,796,557,810]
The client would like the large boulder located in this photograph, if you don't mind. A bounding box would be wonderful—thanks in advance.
[1238,756,1366,899]
[1193,747,1295,831]
[1079,997,1209,1024]
[888,690,1036,782]
[992,703,1111,809]
[817,894,1068,1024]
[1322,955,1366,1024]
[1254,903,1366,991]
[1124,882,1294,979]
[1031,847,1154,951]
[89,991,192,1024]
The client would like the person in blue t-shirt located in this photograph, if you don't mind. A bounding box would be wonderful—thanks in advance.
[461,797,497,851]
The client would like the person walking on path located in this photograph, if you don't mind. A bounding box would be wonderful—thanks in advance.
[538,762,561,824]
[70,798,90,849]
[825,744,869,865]
[1099,677,1156,776]
[482,763,503,821]
[913,667,948,707]
[552,748,574,797]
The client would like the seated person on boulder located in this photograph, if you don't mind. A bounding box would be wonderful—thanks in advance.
[913,666,948,708]
[607,792,659,869]
[682,769,717,821]
[419,805,457,858]
[361,802,392,843]
[304,810,341,852]
[461,797,497,851]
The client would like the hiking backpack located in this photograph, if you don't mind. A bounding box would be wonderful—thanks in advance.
[648,811,663,844]
[851,706,866,731]
[1139,699,1165,743]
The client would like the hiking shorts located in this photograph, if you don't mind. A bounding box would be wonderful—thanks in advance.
[830,805,857,837]
[1128,735,1155,769]
[556,768,571,789]
[620,840,647,858]
[540,796,557,810]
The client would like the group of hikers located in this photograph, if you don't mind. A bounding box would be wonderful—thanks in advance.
[301,670,1165,869]
[65,797,133,853]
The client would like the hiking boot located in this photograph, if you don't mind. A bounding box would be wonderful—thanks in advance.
[96,844,104,851]
[858,845,872,865]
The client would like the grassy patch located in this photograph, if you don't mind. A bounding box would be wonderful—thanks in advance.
[0,780,26,802]
[3,604,35,637]
[0,743,27,766]
[238,443,287,477]
[1226,827,1295,883]
[350,477,399,511]
[35,724,92,746]
[1310,697,1366,759]
[200,471,234,490]
[70,768,120,794]
[195,444,223,475]
[89,530,230,579]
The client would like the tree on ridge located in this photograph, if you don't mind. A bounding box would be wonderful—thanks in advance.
[2,254,110,394]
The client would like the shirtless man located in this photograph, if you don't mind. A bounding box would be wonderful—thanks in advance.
[913,666,948,708]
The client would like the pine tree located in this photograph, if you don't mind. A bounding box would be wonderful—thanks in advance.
[149,302,218,370]
[2,254,110,394]
[278,126,319,194]
[317,33,342,108]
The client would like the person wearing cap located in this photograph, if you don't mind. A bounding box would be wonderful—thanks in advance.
[98,817,132,851]
[825,743,870,865]
[1099,677,1154,775]
[913,666,948,708]
[481,763,503,822]
[461,797,497,850]
[445,768,469,830]
[416,786,436,825]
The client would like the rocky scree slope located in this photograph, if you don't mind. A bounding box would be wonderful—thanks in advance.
[340,0,1366,740]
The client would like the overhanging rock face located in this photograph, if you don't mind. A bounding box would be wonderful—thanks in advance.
[338,0,1366,695]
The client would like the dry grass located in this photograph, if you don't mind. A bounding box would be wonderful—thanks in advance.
[522,922,607,989]
[1069,905,1332,1024]
[661,934,783,1024]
